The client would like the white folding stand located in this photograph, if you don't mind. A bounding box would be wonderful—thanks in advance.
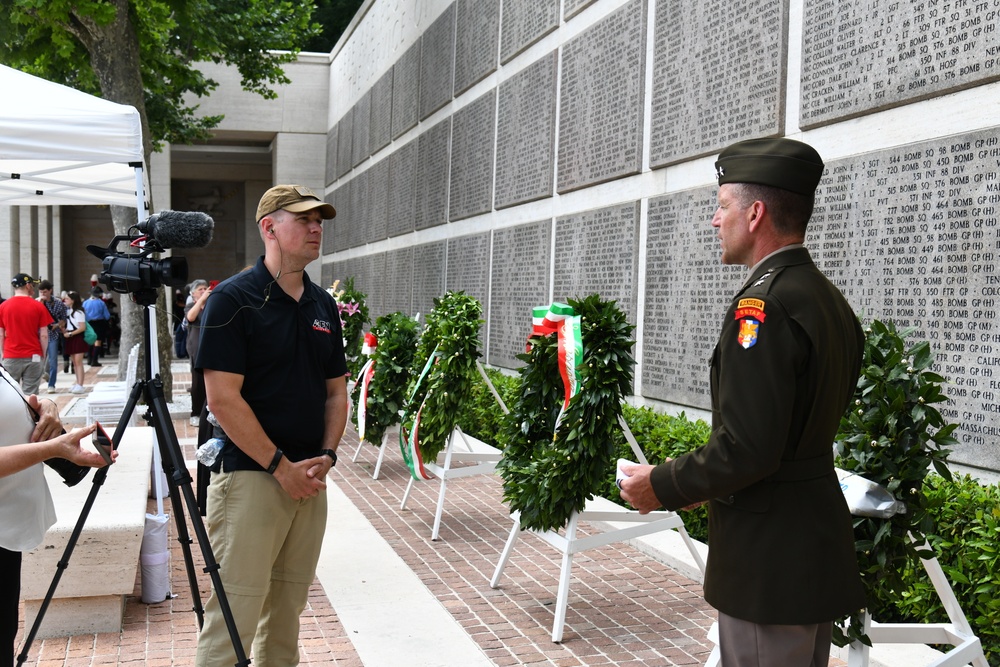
[399,362,510,540]
[490,416,707,643]
[400,426,503,540]
[351,428,394,480]
[703,541,988,667]
[845,538,988,667]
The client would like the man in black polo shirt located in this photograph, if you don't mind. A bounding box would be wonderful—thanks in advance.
[194,184,348,667]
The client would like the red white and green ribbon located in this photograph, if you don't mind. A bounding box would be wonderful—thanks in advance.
[529,303,583,432]
[356,332,378,442]
[399,345,441,480]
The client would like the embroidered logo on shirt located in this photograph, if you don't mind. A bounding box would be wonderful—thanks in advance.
[734,298,766,349]
[312,319,332,333]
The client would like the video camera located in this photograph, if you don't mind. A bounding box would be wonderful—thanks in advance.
[86,210,213,295]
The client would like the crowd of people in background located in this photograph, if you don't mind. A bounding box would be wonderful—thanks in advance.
[0,272,215,415]
[0,275,121,397]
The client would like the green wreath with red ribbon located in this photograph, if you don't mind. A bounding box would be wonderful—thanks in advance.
[496,295,635,532]
[351,311,420,446]
[399,292,484,480]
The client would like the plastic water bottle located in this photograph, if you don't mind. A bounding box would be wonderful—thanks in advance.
[196,438,224,467]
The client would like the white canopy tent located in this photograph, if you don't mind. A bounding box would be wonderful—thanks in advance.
[0,64,147,214]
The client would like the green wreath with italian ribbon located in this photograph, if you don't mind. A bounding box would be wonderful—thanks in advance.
[351,311,420,446]
[399,292,484,480]
[497,295,635,532]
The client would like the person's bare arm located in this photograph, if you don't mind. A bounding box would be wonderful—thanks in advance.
[0,424,112,478]
[306,376,349,480]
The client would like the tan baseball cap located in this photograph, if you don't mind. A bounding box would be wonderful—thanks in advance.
[255,184,336,222]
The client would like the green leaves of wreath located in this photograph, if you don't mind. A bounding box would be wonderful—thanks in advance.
[351,311,419,446]
[401,291,484,464]
[497,295,635,533]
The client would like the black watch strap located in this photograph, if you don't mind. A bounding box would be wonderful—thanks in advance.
[266,448,284,474]
[321,448,338,466]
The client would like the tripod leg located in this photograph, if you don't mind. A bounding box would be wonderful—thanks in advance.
[142,400,205,624]
[16,380,147,665]
[144,376,249,667]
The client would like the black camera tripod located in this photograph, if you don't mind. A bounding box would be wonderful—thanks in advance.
[17,290,248,666]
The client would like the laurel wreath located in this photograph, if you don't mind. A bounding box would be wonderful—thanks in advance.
[351,311,419,446]
[401,291,484,464]
[497,295,635,532]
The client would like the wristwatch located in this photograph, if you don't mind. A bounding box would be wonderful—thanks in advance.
[321,448,338,467]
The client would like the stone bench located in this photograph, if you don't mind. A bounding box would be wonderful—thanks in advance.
[21,426,154,638]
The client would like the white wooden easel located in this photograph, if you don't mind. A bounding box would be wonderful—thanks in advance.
[490,416,707,643]
[399,362,509,540]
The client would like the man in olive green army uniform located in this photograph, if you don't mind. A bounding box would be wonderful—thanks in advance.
[621,137,865,666]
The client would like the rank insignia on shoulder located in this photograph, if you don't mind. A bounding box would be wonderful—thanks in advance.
[751,269,774,288]
[734,298,766,349]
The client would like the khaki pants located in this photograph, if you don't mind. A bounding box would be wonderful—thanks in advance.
[195,470,327,667]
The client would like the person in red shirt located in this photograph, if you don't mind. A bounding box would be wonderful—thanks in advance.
[0,274,53,395]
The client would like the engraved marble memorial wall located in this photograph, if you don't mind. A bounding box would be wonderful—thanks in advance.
[352,90,371,169]
[557,0,645,193]
[420,5,456,121]
[650,0,786,166]
[414,119,451,230]
[392,42,421,140]
[383,247,414,318]
[801,0,1000,127]
[446,233,491,310]
[500,0,559,63]
[642,189,743,405]
[553,203,640,325]
[449,90,496,221]
[489,221,552,369]
[495,52,558,209]
[388,140,417,238]
[322,0,1000,471]
[367,159,390,244]
[807,130,1000,468]
[336,108,354,180]
[369,70,393,155]
[412,241,447,322]
[454,0,500,96]
[346,170,367,251]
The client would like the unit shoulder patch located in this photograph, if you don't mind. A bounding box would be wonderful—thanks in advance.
[735,298,766,349]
